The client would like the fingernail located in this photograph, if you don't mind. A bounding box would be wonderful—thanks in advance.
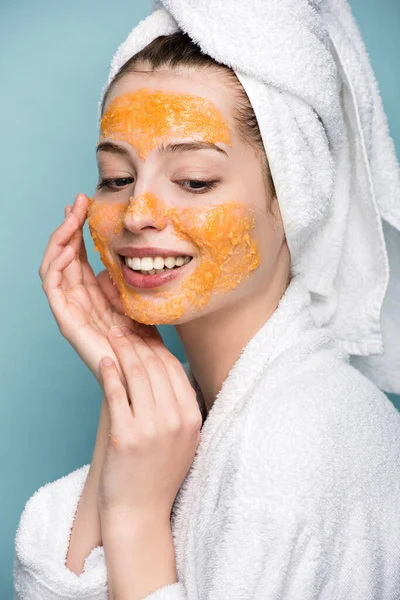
[109,326,125,337]
[102,357,114,367]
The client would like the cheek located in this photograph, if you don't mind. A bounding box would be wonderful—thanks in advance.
[87,198,125,255]
[168,202,260,302]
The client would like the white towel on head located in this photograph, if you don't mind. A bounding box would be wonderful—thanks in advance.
[99,0,400,394]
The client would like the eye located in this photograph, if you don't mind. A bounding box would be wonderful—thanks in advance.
[96,177,134,191]
[176,179,219,194]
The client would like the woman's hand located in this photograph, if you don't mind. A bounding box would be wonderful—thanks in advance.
[39,193,161,388]
[97,326,202,523]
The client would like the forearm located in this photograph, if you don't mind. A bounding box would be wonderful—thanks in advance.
[65,397,110,575]
[101,513,177,600]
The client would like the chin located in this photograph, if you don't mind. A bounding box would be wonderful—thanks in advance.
[118,297,193,326]
[119,294,216,327]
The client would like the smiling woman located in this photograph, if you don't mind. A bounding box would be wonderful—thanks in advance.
[88,85,265,322]
[14,2,400,600]
[86,43,287,328]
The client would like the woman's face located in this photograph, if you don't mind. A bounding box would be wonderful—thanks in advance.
[90,66,287,325]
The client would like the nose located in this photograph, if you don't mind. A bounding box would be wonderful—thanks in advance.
[122,192,168,233]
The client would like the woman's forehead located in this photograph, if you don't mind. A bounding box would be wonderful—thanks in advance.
[103,69,236,129]
[100,87,233,159]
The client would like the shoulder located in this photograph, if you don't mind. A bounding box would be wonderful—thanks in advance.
[237,354,400,505]
[249,346,400,444]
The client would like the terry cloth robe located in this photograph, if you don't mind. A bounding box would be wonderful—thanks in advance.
[13,273,400,599]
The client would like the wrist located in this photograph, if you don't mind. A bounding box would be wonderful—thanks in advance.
[89,398,110,474]
[101,512,177,599]
[100,510,170,539]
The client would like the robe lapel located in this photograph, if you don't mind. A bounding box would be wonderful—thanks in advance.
[172,274,314,590]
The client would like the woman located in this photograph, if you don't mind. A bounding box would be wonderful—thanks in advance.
[14,1,400,599]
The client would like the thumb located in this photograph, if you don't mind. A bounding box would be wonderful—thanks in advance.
[97,270,125,314]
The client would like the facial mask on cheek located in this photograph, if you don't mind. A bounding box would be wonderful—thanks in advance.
[87,195,260,325]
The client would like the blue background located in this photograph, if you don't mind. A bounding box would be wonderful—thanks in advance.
[2,1,399,597]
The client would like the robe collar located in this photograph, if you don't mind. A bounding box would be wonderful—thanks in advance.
[183,273,329,435]
[173,273,340,579]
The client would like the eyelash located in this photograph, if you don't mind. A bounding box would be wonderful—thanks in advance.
[96,177,219,195]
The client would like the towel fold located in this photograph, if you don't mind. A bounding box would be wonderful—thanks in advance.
[100,0,400,394]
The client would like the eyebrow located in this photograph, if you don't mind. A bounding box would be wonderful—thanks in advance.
[96,141,131,156]
[157,140,228,157]
[96,140,228,157]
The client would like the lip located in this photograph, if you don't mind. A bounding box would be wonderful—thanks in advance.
[119,255,193,289]
[117,246,193,258]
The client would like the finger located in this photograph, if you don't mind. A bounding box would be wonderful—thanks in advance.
[64,194,90,257]
[135,322,164,342]
[59,212,85,289]
[143,336,200,419]
[107,326,156,421]
[97,270,125,314]
[99,357,132,441]
[41,245,76,324]
[61,244,85,289]
[69,193,90,227]
[39,194,87,281]
[65,205,97,288]
[96,271,162,344]
[39,212,81,281]
[70,227,98,288]
[120,329,180,419]
[78,232,89,267]
[62,197,97,289]
[80,238,98,287]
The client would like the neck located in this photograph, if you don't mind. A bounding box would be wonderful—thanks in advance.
[175,269,290,415]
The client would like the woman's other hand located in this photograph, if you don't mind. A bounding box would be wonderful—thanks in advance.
[39,193,161,389]
[97,326,202,523]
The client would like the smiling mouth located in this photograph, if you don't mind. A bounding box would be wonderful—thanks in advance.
[118,254,193,275]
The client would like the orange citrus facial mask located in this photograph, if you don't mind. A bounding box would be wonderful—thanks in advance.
[88,193,260,325]
[90,88,260,324]
[100,88,231,158]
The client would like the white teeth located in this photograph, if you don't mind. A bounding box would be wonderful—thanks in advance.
[124,255,192,272]
[164,257,176,269]
[129,257,141,270]
[141,257,154,270]
[153,257,164,270]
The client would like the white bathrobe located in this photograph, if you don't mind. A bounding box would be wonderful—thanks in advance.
[13,273,400,599]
